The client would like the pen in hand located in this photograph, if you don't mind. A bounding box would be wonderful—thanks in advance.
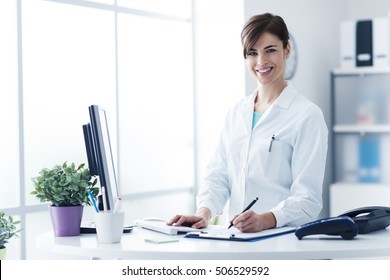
[228,197,259,229]
[101,186,108,212]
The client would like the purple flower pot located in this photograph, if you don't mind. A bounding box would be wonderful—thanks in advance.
[49,205,83,237]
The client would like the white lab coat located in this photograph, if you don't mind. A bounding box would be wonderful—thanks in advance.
[197,82,328,227]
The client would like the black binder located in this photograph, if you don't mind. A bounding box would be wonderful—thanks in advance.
[356,20,373,67]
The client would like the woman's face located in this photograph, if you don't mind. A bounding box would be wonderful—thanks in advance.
[245,32,290,88]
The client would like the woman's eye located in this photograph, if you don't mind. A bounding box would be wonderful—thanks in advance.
[247,51,257,57]
[266,48,276,53]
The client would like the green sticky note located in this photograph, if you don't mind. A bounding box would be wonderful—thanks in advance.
[144,237,180,244]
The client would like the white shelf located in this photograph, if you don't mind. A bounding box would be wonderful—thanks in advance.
[330,69,390,216]
[333,67,390,75]
[333,124,390,133]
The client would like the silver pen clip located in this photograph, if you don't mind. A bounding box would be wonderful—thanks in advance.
[268,134,275,152]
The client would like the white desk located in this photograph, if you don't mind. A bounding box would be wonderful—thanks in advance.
[36,227,390,260]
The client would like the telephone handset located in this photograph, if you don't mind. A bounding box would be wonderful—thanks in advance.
[295,216,358,240]
[339,206,390,234]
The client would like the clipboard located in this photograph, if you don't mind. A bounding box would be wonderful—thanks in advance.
[185,226,296,242]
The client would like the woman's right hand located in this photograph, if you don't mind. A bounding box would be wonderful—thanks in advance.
[167,207,211,229]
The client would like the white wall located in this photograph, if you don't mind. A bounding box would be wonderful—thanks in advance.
[345,0,390,19]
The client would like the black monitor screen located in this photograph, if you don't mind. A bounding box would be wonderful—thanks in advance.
[86,105,119,211]
[82,123,98,176]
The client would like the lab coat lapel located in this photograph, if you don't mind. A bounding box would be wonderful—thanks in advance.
[272,82,297,110]
[240,90,257,134]
[251,82,298,130]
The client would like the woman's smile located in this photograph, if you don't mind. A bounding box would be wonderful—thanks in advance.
[256,66,273,76]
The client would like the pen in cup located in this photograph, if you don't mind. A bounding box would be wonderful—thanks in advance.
[228,197,259,229]
[87,190,99,213]
[114,197,122,213]
[101,186,108,212]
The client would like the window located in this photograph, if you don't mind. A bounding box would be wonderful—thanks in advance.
[0,0,19,210]
[3,0,194,259]
[2,0,245,259]
[117,14,194,194]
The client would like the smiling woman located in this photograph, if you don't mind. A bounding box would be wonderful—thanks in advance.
[245,31,289,111]
[168,13,328,234]
[242,13,291,101]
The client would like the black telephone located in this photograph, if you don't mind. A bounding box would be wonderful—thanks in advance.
[295,206,390,240]
[339,206,390,234]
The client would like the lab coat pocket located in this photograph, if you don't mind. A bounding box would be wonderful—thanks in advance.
[250,139,284,180]
[265,140,284,179]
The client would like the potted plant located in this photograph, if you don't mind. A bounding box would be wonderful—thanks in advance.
[31,162,99,236]
[0,211,21,260]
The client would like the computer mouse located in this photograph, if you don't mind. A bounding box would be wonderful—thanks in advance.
[295,216,358,240]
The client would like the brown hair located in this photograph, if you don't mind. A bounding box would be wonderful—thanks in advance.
[241,13,290,58]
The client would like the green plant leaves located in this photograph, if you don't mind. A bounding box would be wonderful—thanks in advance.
[0,212,21,248]
[31,161,98,207]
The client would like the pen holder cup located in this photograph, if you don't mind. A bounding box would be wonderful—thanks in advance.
[95,211,125,244]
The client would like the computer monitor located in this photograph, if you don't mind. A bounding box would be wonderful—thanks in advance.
[82,105,119,211]
[82,123,98,177]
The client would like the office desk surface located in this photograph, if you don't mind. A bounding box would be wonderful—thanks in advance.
[36,227,390,260]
